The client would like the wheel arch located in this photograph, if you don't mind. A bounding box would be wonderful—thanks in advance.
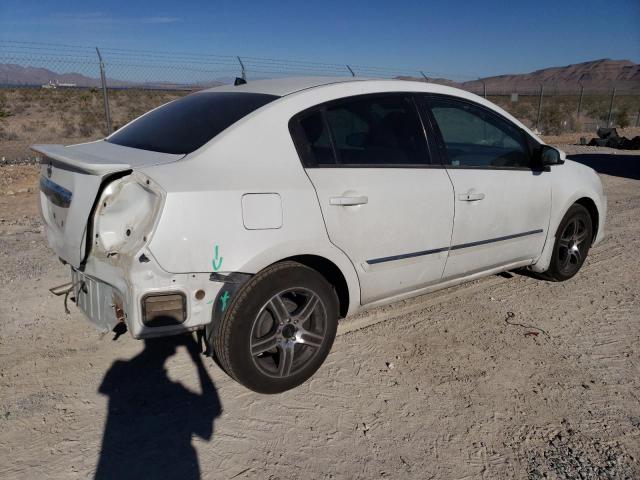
[531,194,603,274]
[575,196,599,244]
[237,242,361,318]
[281,254,350,318]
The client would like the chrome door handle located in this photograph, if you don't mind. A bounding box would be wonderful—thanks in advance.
[458,193,485,201]
[329,195,368,206]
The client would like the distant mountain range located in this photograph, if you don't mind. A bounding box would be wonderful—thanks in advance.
[0,63,224,89]
[1,58,638,92]
[399,59,640,93]
[0,63,104,87]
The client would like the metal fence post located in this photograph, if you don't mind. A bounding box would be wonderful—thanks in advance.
[535,83,544,131]
[576,81,584,117]
[606,86,616,128]
[95,47,112,135]
[237,56,246,80]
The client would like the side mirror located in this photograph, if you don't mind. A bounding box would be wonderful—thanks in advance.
[540,145,564,167]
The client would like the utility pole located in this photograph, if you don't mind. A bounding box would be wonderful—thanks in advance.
[95,47,112,135]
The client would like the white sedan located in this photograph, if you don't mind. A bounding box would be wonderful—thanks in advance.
[33,77,606,393]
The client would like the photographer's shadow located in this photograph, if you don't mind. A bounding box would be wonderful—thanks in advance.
[95,335,221,480]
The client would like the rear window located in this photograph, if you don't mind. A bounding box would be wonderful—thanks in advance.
[107,92,278,154]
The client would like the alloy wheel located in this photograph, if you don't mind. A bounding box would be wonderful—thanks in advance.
[250,288,327,378]
[557,217,589,275]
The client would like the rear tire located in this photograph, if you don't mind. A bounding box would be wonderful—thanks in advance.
[543,204,593,281]
[213,261,339,394]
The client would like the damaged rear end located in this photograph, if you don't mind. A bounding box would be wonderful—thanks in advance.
[33,141,216,338]
[33,91,279,339]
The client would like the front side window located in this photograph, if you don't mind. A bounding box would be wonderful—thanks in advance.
[108,92,278,155]
[428,98,530,168]
[292,94,430,167]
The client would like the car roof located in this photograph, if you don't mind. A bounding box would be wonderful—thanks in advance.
[201,76,372,96]
[201,76,479,100]
[198,76,544,146]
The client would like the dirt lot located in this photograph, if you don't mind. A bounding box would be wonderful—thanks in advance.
[0,146,639,479]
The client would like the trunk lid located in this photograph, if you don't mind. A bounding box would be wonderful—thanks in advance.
[32,141,182,267]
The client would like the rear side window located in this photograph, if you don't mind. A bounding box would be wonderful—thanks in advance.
[428,98,530,168]
[298,112,335,165]
[107,92,278,154]
[291,94,430,167]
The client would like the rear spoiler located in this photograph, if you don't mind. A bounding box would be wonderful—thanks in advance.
[31,143,132,175]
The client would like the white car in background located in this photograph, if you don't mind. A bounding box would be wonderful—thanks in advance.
[33,77,606,393]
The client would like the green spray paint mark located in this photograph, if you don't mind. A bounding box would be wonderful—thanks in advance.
[211,244,223,272]
[220,291,230,312]
[206,299,214,305]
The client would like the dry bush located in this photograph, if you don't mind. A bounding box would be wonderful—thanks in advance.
[615,105,631,129]
[60,115,77,137]
[542,104,564,135]
[0,122,18,141]
[0,93,11,118]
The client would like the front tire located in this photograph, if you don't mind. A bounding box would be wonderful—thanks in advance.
[543,204,593,281]
[212,261,339,394]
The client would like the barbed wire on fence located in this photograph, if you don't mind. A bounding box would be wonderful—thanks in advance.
[1,39,639,134]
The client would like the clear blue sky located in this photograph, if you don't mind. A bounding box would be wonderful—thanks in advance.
[1,0,639,78]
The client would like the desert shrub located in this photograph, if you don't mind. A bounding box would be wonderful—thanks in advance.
[60,116,77,137]
[510,101,535,126]
[21,122,36,133]
[0,123,18,140]
[79,92,91,108]
[566,114,582,132]
[0,93,11,118]
[542,103,564,135]
[615,104,631,128]
[78,108,104,137]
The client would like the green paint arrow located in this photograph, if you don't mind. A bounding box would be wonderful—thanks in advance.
[220,291,230,312]
[211,244,223,272]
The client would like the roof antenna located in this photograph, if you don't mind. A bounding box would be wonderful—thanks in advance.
[420,71,429,82]
[346,65,355,77]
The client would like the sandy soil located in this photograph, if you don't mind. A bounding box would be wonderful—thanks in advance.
[0,147,639,479]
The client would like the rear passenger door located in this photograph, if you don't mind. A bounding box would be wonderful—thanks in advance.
[290,94,455,305]
[420,95,551,279]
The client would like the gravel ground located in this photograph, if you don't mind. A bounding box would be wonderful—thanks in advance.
[0,147,639,479]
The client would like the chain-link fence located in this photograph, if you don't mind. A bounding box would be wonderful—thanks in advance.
[1,39,639,156]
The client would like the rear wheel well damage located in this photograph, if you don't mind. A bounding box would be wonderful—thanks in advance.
[282,255,350,319]
[575,197,599,244]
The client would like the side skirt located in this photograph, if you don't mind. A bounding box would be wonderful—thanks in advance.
[359,259,533,312]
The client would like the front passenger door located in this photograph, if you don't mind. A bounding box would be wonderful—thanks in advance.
[422,96,551,279]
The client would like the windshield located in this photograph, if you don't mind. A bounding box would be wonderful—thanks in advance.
[107,92,279,154]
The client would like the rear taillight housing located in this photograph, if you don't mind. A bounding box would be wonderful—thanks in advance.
[141,292,186,327]
[92,173,164,257]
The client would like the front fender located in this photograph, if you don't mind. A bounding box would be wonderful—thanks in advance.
[531,160,606,273]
